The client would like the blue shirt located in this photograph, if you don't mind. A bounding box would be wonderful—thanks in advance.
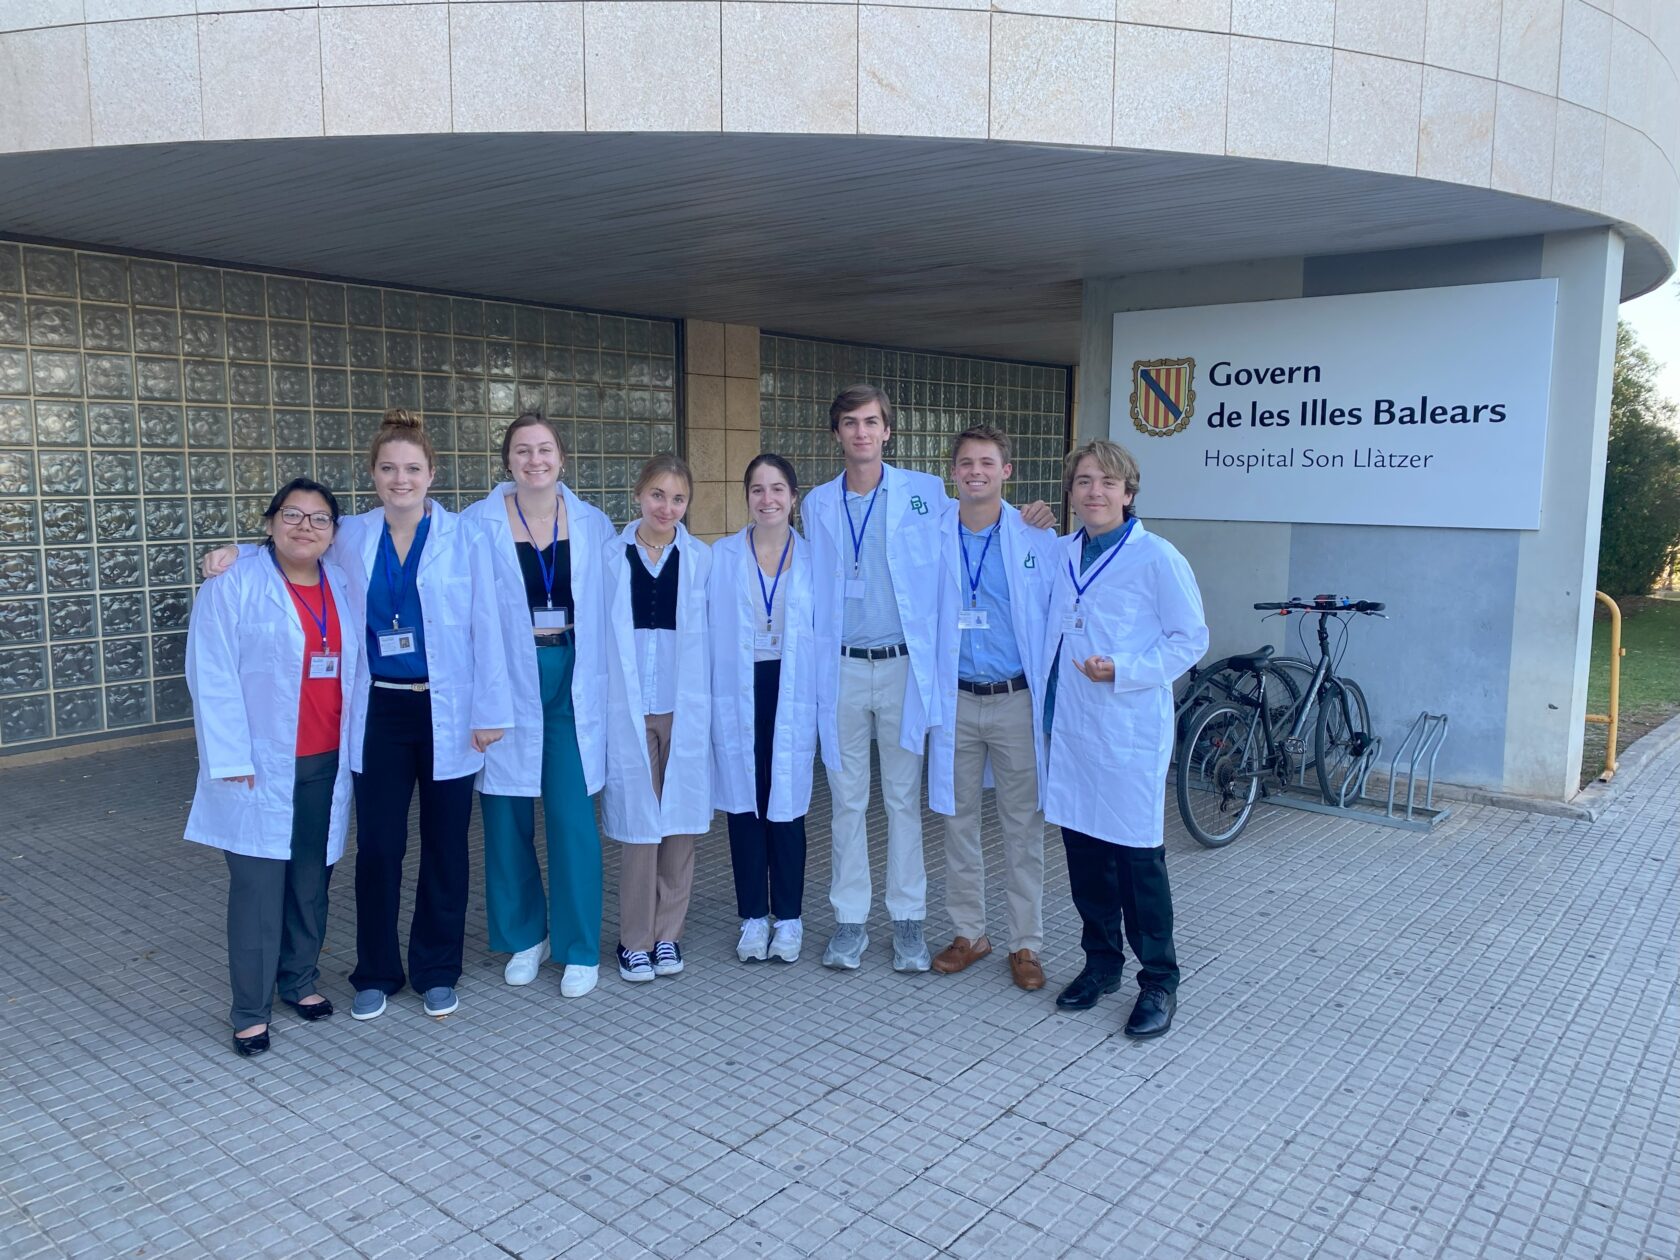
[366,514,431,681]
[1043,519,1131,735]
[840,479,905,649]
[956,518,1024,684]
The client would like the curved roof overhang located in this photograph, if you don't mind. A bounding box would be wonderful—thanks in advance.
[0,131,1663,363]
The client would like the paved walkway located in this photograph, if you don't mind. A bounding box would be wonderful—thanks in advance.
[1,731,1675,1260]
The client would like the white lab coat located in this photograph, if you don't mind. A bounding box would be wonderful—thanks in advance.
[336,502,514,782]
[184,550,361,862]
[460,481,615,798]
[803,462,949,767]
[926,500,1061,816]
[600,521,713,843]
[708,526,818,822]
[1033,521,1208,847]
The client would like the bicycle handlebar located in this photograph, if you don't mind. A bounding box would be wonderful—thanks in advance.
[1253,597,1386,614]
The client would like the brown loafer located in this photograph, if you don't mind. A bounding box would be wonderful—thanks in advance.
[931,935,993,974]
[1009,949,1046,991]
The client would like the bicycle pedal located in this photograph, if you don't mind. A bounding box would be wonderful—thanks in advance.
[1282,736,1306,756]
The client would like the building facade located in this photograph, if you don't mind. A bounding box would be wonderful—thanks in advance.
[0,0,1674,797]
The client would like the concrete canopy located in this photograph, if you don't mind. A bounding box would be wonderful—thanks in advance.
[0,132,1651,364]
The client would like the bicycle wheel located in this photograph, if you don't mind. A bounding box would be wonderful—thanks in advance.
[1314,678,1372,805]
[1176,661,1300,752]
[1176,701,1263,848]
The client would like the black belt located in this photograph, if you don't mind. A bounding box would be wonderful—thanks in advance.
[535,629,575,647]
[841,643,908,661]
[958,675,1029,697]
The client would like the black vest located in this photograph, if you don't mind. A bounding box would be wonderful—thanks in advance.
[627,544,680,630]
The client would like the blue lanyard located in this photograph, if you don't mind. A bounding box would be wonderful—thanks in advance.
[380,521,418,630]
[1067,519,1136,607]
[959,521,998,608]
[751,527,792,631]
[514,494,561,608]
[274,553,330,651]
[841,483,880,575]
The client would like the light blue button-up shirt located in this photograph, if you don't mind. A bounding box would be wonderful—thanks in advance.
[956,520,1024,684]
[840,481,904,649]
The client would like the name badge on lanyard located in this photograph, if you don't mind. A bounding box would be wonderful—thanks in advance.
[754,525,792,656]
[533,604,570,631]
[277,555,342,680]
[958,521,997,633]
[378,522,421,658]
[379,626,417,656]
[842,483,879,604]
[516,495,570,633]
[1063,520,1135,639]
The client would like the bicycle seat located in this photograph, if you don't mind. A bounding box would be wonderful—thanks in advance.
[1225,645,1274,671]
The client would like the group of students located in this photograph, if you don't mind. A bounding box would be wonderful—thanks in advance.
[184,386,1209,1059]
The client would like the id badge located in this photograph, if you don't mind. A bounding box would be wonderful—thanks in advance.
[533,604,571,631]
[754,631,783,653]
[1061,611,1086,635]
[307,652,341,680]
[378,626,417,657]
[957,608,989,631]
[844,577,866,600]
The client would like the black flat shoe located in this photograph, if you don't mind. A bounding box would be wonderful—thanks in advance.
[1124,988,1176,1039]
[232,1028,270,1057]
[1055,968,1123,1011]
[284,997,334,1021]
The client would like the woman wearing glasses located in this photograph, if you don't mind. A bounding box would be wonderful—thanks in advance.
[202,409,512,1022]
[186,479,360,1057]
[461,412,617,999]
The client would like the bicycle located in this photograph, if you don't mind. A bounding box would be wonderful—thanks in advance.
[1175,596,1385,848]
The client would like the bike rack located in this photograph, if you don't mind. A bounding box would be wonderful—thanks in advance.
[1271,711,1451,832]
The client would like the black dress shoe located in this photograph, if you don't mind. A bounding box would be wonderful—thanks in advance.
[232,1028,270,1057]
[1124,988,1176,1039]
[284,997,334,1021]
[1055,968,1123,1010]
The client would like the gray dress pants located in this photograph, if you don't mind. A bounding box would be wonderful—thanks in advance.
[224,750,337,1028]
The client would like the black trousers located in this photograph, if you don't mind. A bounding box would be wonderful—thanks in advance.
[225,750,338,1028]
[349,687,476,994]
[726,659,807,921]
[1061,827,1179,994]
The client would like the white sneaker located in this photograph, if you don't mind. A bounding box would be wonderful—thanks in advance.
[504,938,550,986]
[560,964,598,998]
[769,918,802,963]
[737,917,770,962]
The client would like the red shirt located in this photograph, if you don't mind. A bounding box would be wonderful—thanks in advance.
[284,576,343,757]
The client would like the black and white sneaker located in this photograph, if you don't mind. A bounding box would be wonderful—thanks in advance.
[653,940,684,976]
[617,945,655,983]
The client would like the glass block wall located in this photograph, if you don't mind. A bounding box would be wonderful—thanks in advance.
[758,334,1070,511]
[0,240,677,751]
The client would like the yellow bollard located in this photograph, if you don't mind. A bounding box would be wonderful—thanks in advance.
[1583,591,1622,781]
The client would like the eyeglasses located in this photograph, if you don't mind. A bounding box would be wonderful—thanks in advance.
[278,507,334,530]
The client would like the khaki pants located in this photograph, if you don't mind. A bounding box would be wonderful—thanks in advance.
[941,687,1045,953]
[618,712,697,950]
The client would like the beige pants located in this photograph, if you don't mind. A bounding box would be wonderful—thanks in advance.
[618,712,697,950]
[941,687,1046,953]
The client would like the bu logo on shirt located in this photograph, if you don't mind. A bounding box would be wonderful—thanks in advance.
[1023,553,1036,568]
[909,495,929,515]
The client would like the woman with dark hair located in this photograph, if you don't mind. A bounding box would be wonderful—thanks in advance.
[202,409,513,1023]
[185,478,360,1056]
[708,454,816,963]
[459,412,617,999]
[601,454,713,983]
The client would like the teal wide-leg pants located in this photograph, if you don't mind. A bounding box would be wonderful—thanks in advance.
[481,641,603,967]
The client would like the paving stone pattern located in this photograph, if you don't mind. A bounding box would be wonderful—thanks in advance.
[0,735,1675,1259]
